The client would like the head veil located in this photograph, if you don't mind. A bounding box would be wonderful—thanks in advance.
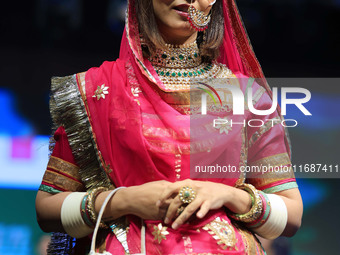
[120,0,291,155]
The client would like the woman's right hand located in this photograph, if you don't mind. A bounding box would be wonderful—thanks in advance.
[127,180,172,220]
[98,180,172,222]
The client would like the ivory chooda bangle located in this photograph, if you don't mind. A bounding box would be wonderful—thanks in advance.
[252,194,288,240]
[61,192,93,238]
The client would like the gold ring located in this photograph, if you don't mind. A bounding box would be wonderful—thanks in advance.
[179,186,196,204]
[176,206,185,216]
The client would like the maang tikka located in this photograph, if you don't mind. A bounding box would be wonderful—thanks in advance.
[187,0,216,31]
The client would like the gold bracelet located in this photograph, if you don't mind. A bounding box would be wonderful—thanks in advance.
[86,187,109,229]
[229,183,263,223]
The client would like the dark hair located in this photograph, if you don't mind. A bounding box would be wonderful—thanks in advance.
[135,0,224,62]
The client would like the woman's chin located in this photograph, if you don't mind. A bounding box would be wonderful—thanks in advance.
[173,21,196,36]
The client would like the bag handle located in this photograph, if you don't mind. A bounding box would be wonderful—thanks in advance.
[89,187,125,255]
[89,187,146,255]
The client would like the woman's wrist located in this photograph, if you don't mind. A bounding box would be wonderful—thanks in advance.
[95,187,133,221]
[117,186,136,216]
[224,186,252,214]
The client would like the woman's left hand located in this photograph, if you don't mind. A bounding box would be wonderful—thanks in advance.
[156,179,251,230]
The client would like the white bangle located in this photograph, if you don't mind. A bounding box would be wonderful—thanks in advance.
[252,194,288,240]
[61,192,93,238]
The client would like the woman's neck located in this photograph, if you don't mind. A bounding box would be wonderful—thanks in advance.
[160,31,198,45]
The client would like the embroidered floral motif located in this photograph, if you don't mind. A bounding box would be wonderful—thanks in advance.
[182,235,193,253]
[131,87,142,97]
[203,217,236,250]
[150,223,170,244]
[213,117,232,135]
[92,84,109,100]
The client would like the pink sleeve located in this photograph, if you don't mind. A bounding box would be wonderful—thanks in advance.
[39,126,85,194]
[245,84,297,193]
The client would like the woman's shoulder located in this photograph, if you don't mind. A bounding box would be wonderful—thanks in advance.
[49,58,128,117]
[227,68,267,94]
[86,59,128,80]
[213,62,235,79]
[49,59,129,134]
[51,58,127,85]
[213,62,262,89]
[212,62,269,103]
[50,59,127,94]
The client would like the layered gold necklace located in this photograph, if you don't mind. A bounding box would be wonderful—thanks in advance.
[149,42,232,91]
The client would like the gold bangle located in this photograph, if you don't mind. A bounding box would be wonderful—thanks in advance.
[86,187,109,229]
[229,183,263,223]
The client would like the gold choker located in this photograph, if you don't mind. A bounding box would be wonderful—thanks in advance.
[148,42,202,68]
[149,42,234,91]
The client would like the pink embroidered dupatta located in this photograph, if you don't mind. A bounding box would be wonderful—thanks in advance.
[74,0,296,253]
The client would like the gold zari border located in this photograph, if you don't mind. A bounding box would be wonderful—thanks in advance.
[247,153,295,189]
[42,170,84,192]
[249,153,291,168]
[48,156,81,179]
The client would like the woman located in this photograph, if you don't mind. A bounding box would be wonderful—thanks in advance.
[36,0,303,254]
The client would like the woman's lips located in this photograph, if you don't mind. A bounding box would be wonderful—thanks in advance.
[173,4,189,18]
[174,9,189,18]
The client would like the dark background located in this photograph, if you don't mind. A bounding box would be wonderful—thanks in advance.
[0,0,339,254]
[1,0,339,135]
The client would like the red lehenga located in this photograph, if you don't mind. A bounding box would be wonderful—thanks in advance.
[39,0,297,254]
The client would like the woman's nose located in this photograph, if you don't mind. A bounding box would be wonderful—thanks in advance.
[186,0,215,10]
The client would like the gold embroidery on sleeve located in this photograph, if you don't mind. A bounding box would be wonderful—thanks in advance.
[248,117,281,148]
[42,170,84,191]
[247,153,295,189]
[48,156,81,179]
[249,153,291,168]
